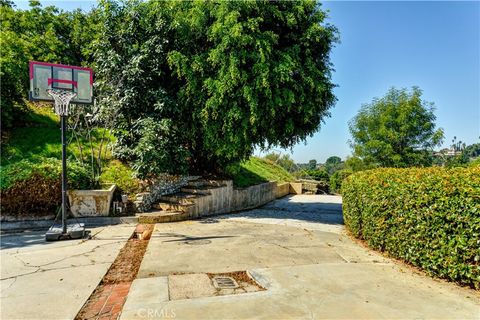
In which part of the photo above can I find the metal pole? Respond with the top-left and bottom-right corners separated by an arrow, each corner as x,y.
61,115 -> 68,234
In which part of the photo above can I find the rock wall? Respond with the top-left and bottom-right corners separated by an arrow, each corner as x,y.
134,175 -> 198,212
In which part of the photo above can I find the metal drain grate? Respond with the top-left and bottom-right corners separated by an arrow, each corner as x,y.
212,276 -> 239,289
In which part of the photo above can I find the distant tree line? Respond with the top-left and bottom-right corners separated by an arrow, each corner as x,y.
264,86 -> 478,192
263,152 -> 348,193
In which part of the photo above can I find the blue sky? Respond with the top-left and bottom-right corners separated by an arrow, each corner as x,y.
266,1 -> 480,163
13,0 -> 96,11
14,1 -> 480,163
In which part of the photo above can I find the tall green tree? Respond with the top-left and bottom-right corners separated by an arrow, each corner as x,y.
464,142 -> 480,158
344,155 -> 374,172
325,156 -> 341,165
308,159 -> 317,170
349,87 -> 444,167
324,155 -> 343,174
96,0 -> 338,175
94,0 -> 190,177
0,1 -> 98,129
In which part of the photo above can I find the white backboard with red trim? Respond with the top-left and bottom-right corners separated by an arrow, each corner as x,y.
29,61 -> 93,104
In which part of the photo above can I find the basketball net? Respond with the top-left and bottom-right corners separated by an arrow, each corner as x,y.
47,89 -> 77,116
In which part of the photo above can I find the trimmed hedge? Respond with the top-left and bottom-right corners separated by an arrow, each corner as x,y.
329,169 -> 352,193
342,167 -> 480,288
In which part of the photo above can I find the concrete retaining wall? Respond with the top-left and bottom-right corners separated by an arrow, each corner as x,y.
186,181 -> 298,219
231,182 -> 277,212
275,182 -> 290,198
189,180 -> 233,218
289,182 -> 302,195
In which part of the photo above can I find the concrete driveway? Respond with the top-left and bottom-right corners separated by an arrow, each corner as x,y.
121,195 -> 480,320
0,224 -> 135,320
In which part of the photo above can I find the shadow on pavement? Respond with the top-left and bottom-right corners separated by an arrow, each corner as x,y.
154,232 -> 236,244
217,195 -> 344,226
1,230 -> 50,249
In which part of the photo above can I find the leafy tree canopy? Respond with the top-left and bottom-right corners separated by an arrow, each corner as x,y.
3,0 -> 337,177
0,1 -> 99,128
464,142 -> 480,158
308,159 -> 317,170
264,152 -> 297,173
325,155 -> 341,165
349,87 -> 444,168
344,155 -> 374,172
324,155 -> 343,174
96,0 -> 338,175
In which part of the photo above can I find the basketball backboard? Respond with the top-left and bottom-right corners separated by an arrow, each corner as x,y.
29,61 -> 93,104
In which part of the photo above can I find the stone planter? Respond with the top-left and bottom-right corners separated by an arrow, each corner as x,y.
68,184 -> 116,217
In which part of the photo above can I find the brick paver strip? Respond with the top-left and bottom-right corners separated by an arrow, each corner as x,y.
75,224 -> 153,320
77,278 -> 134,320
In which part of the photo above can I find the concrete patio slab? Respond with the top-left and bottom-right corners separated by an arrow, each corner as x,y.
168,273 -> 217,300
225,195 -> 345,233
121,262 -> 479,320
122,195 -> 479,320
0,224 -> 135,320
138,220 -> 348,278
123,276 -> 169,310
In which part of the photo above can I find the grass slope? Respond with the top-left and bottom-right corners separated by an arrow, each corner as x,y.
2,105 -> 293,191
227,157 -> 294,187
2,105 -> 112,166
1,104 -> 113,190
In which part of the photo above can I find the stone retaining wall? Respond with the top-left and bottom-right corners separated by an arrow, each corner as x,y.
134,175 -> 199,212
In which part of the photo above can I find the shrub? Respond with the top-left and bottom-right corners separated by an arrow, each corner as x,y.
329,169 -> 352,193
469,158 -> 480,167
99,160 -> 141,197
300,169 -> 329,182
342,167 -> 480,288
0,158 -> 94,217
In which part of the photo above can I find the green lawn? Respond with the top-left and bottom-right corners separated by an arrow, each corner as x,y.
2,105 -> 112,166
1,104 -> 114,190
227,156 -> 295,187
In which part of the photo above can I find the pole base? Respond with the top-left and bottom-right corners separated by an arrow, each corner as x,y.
45,223 -> 86,241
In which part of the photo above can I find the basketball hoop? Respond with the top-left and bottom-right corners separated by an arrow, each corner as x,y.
47,89 -> 77,116
29,61 -> 93,241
